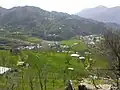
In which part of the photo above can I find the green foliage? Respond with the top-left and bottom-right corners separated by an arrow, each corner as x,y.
92,54 -> 109,68
0,49 -> 109,90
61,39 -> 81,45
61,39 -> 87,51
7,33 -> 40,43
25,37 -> 40,43
71,43 -> 87,51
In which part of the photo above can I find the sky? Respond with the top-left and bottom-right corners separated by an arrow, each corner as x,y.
0,0 -> 120,14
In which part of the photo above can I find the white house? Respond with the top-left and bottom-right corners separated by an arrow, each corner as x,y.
68,68 -> 74,71
71,54 -> 80,57
0,66 -> 11,75
62,50 -> 65,52
24,46 -> 35,50
84,52 -> 89,55
57,50 -> 60,52
17,61 -> 30,68
79,57 -> 85,60
76,52 -> 78,54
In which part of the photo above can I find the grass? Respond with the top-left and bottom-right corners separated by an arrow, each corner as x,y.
71,43 -> 87,51
92,54 -> 109,69
25,37 -> 40,43
6,33 -> 41,44
0,49 -> 109,90
61,39 -> 82,45
61,39 -> 87,51
24,51 -> 87,75
0,50 -> 86,90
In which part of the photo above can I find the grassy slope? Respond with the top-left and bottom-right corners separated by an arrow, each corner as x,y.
0,50 -> 87,90
1,32 -> 41,44
61,39 -> 87,51
61,39 -> 82,45
0,39 -> 109,90
0,49 -> 109,90
25,37 -> 40,43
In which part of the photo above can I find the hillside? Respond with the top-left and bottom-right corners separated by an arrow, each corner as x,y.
0,6 -> 115,41
77,5 -> 120,24
0,43 -> 109,90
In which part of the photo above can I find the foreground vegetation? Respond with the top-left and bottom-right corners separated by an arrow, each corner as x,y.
0,48 -> 109,90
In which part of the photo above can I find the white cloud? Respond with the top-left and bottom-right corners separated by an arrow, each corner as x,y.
0,0 -> 120,14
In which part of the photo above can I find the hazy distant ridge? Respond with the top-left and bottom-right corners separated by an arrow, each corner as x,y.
77,5 -> 120,24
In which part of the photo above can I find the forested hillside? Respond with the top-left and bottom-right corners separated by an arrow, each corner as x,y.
0,6 -> 116,41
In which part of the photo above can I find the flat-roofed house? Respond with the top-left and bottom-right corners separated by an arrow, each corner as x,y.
70,54 -> 80,57
0,66 -> 11,75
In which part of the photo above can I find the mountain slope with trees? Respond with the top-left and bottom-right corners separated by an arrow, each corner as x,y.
0,6 -> 119,40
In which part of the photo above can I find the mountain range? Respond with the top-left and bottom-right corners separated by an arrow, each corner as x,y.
77,5 -> 120,24
0,6 -> 119,41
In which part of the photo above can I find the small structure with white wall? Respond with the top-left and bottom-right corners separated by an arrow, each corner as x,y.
0,66 -> 11,75
71,54 -> 80,57
79,57 -> 85,60
84,52 -> 91,55
17,61 -> 30,68
68,68 -> 74,71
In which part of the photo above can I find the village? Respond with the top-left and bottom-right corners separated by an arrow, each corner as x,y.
0,34 -> 119,90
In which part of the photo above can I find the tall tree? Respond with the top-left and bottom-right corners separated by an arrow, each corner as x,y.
98,31 -> 120,89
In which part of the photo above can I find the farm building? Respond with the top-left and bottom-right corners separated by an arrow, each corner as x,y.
71,54 -> 80,57
84,52 -> 90,55
25,46 -> 35,50
0,66 -> 11,75
17,61 -> 30,68
68,68 -> 74,71
79,57 -> 85,60
17,61 -> 25,66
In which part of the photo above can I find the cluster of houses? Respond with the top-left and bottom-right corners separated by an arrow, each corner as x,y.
70,51 -> 92,61
16,44 -> 42,50
80,35 -> 102,46
41,35 -> 103,54
49,42 -> 80,53
67,51 -> 93,71
14,34 -> 103,51
70,53 -> 86,60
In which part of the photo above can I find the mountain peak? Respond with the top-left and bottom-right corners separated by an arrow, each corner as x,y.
95,5 -> 107,8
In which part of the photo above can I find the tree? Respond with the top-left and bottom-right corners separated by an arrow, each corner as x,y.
84,52 -> 99,89
97,31 -> 120,89
65,80 -> 74,90
35,64 -> 44,90
29,76 -> 34,90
